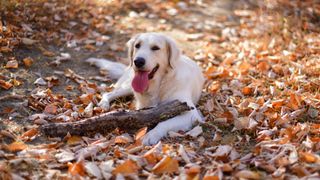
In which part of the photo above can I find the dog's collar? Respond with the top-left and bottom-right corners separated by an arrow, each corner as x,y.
148,64 -> 159,79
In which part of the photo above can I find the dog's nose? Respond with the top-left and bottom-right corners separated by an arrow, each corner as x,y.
134,57 -> 145,68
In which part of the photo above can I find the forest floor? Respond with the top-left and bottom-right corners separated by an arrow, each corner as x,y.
0,0 -> 320,179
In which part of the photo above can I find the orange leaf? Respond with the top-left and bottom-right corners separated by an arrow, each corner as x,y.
257,61 -> 270,72
288,93 -> 302,110
44,104 -> 57,114
204,66 -> 216,78
23,57 -> 33,68
299,152 -> 317,163
6,141 -> 28,152
0,46 -> 12,53
0,80 -> 13,90
135,127 -> 147,141
209,81 -> 221,93
235,170 -> 260,179
272,99 -> 285,110
203,176 -> 219,180
115,136 -> 131,144
242,86 -> 253,95
20,128 -> 38,139
68,161 -> 86,176
67,136 -> 83,145
152,156 -> 179,174
239,61 -> 251,74
186,166 -> 201,178
112,160 -> 139,175
5,60 -> 18,69
43,50 -> 55,57
144,152 -> 160,165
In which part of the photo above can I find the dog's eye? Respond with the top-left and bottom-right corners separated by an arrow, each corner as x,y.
135,43 -> 140,49
151,46 -> 160,51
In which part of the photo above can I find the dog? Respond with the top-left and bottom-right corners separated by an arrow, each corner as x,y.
87,33 -> 205,145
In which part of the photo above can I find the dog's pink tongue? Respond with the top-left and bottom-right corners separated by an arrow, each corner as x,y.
132,71 -> 149,93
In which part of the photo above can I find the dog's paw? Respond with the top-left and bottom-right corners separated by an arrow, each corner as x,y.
98,100 -> 110,110
142,129 -> 165,146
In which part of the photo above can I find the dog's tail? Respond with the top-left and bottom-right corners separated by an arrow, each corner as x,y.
86,58 -> 127,79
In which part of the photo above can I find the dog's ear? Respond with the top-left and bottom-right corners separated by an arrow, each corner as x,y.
127,34 -> 140,66
166,37 -> 181,69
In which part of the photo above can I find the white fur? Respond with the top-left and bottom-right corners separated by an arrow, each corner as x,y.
87,33 -> 205,145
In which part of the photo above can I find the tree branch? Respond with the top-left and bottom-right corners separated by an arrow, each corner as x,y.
40,100 -> 192,137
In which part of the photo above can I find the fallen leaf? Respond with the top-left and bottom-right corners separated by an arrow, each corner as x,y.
85,162 -> 102,179
6,141 -> 28,152
68,160 -> 86,176
152,156 -> 179,174
112,160 -> 139,175
235,170 -> 260,179
5,60 -> 18,69
242,86 -> 253,95
67,136 -> 83,145
55,150 -> 75,163
299,152 -> 317,163
135,127 -> 147,141
23,57 -> 33,67
44,104 -> 57,114
20,128 -> 38,140
0,80 -> 13,90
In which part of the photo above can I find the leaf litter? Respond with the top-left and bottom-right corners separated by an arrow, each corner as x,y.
0,0 -> 320,179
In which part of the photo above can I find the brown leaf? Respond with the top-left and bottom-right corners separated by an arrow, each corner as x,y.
5,60 -> 18,69
135,127 -> 147,141
20,128 -> 38,140
42,50 -> 55,57
299,152 -> 318,163
68,161 -> 86,176
0,80 -> 13,90
235,170 -> 260,180
257,61 -> 270,72
67,136 -> 83,145
44,104 -> 57,114
6,141 -> 28,152
242,86 -> 253,95
203,175 -> 219,180
23,57 -> 33,68
0,46 -> 12,53
152,156 -> 179,174
112,160 -> 139,175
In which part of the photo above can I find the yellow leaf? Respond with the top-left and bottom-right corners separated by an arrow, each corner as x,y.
152,156 -> 179,174
112,160 -> 139,175
6,141 -> 27,152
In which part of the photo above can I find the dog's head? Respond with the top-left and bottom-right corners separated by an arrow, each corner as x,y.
127,33 -> 180,93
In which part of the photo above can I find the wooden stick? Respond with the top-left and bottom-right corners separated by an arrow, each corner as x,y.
40,100 -> 192,137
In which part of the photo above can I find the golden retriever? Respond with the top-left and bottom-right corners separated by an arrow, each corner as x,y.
87,33 -> 204,145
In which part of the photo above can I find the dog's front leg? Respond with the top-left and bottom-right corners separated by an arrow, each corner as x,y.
142,107 -> 203,145
99,87 -> 132,109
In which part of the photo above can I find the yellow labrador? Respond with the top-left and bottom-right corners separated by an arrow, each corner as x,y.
87,33 -> 204,145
